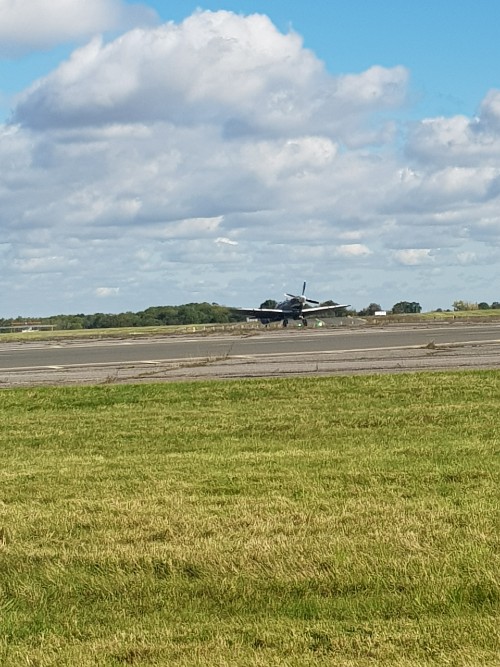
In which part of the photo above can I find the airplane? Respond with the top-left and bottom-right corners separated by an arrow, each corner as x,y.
234,282 -> 350,327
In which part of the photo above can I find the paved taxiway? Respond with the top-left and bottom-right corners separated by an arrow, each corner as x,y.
2,322 -> 500,387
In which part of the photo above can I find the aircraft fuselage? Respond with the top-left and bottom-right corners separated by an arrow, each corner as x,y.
260,299 -> 306,325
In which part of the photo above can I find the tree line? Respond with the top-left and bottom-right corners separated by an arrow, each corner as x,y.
2,298 -> 499,331
355,300 -> 500,315
451,300 -> 500,311
0,303 -> 241,330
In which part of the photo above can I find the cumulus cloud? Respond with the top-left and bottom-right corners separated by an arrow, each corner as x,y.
337,244 -> 372,258
95,287 -> 120,297
13,10 -> 408,141
406,92 -> 500,167
477,90 -> 500,133
0,0 -> 157,57
456,251 -> 477,265
393,249 -> 434,266
215,237 -> 238,246
2,10 -> 500,315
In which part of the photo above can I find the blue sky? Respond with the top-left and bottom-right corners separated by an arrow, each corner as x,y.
1,1 -> 500,316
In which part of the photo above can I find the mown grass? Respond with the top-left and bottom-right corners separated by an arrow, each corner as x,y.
0,322 -> 260,343
424,308 -> 500,319
1,373 -> 499,666
362,310 -> 500,325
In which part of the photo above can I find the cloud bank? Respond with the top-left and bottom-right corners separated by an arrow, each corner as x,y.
1,9 -> 500,315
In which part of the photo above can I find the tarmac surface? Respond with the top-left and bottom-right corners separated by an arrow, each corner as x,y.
2,322 -> 500,388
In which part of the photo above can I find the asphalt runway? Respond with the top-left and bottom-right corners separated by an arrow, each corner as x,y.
2,322 -> 500,388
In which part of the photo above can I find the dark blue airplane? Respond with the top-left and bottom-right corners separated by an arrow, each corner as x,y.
235,282 -> 349,327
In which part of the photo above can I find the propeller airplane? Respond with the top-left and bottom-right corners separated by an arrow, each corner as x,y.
234,282 -> 349,327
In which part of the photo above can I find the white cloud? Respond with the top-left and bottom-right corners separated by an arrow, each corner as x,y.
0,0 -> 157,57
215,237 -> 238,246
477,90 -> 500,133
392,249 -> 434,266
336,65 -> 407,109
456,251 -> 477,265
13,254 -> 77,272
144,217 -> 224,241
13,10 -> 408,141
337,244 -> 372,258
95,287 -> 119,297
2,10 -> 500,316
406,95 -> 500,167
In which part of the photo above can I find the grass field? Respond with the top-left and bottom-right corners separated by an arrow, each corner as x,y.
1,372 -> 499,666
0,322 -> 258,343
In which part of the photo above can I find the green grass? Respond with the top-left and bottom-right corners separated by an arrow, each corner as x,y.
425,308 -> 500,319
1,373 -> 499,666
363,309 -> 500,325
0,322 -> 258,343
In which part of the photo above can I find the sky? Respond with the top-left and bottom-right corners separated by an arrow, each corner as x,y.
1,1 -> 500,317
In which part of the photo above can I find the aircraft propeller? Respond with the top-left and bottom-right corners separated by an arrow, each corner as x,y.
285,281 -> 320,305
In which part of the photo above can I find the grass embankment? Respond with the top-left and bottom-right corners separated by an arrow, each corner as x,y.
1,373 -> 499,666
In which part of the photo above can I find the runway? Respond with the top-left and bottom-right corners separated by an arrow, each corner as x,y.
2,322 -> 500,388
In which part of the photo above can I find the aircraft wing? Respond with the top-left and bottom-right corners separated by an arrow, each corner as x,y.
302,304 -> 350,318
232,307 -> 284,318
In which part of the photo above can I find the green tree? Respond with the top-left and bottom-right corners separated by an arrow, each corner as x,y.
176,304 -> 203,325
392,301 -> 422,314
320,300 -> 348,317
452,300 -> 479,311
142,306 -> 179,325
260,299 -> 278,309
358,303 -> 382,316
478,302 -> 490,310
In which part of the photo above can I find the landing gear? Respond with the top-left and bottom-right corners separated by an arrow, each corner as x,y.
282,318 -> 288,327
303,319 -> 308,327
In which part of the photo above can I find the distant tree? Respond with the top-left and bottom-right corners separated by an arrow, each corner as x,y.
113,311 -> 141,327
211,304 -> 232,323
320,300 -> 348,317
142,306 -> 179,325
452,300 -> 479,311
358,303 -> 382,316
85,313 -> 116,329
1,301 -> 269,331
478,302 -> 490,310
491,302 -> 500,310
176,304 -> 208,324
392,301 -> 422,314
260,299 -> 277,309
47,315 -> 83,330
